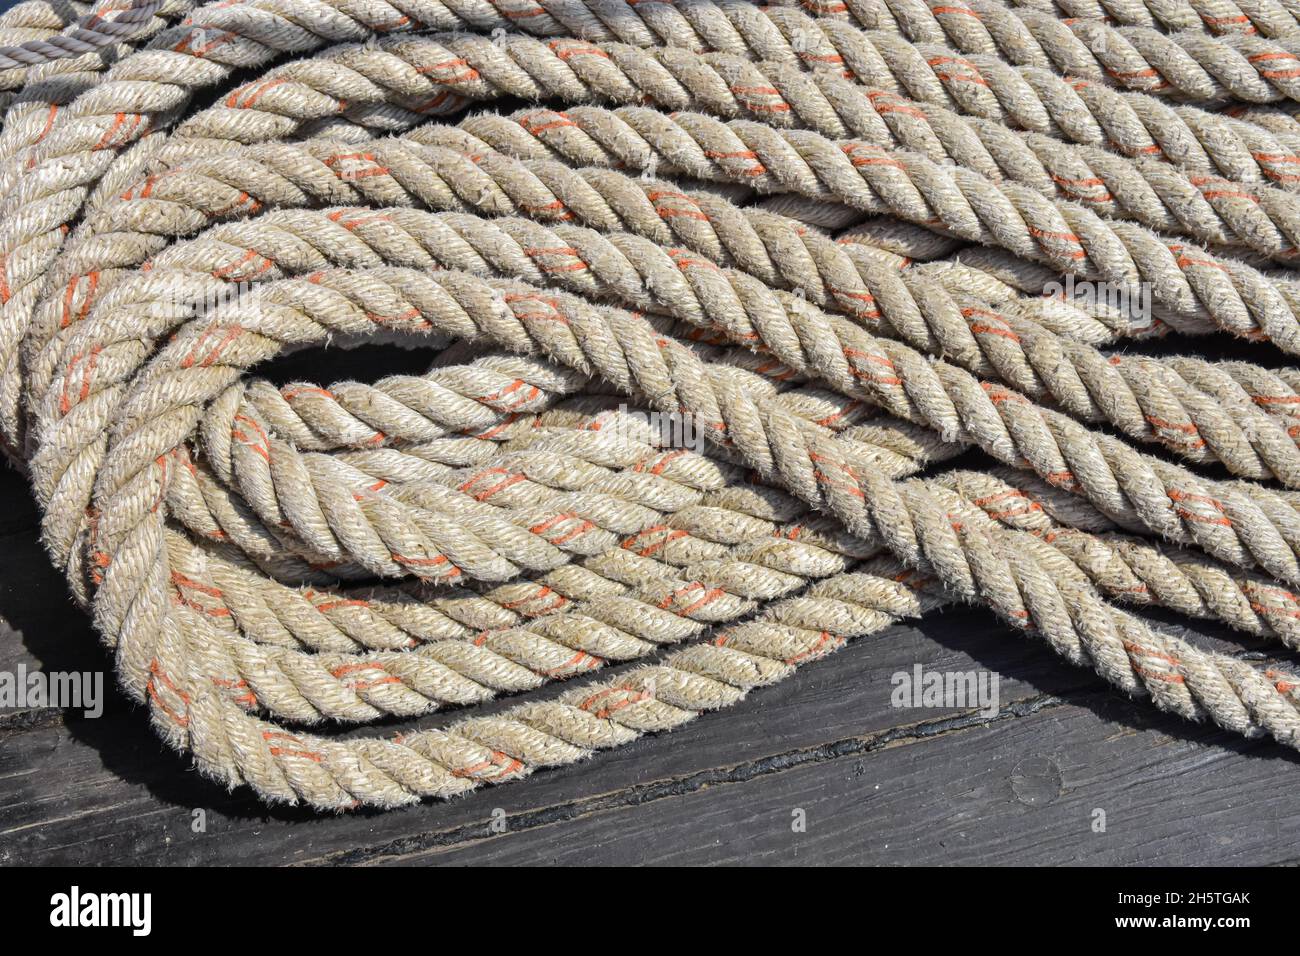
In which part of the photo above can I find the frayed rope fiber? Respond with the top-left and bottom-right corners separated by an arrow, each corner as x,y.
3,0 -> 1300,810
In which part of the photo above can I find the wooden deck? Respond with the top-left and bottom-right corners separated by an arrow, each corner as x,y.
2,461 -> 1298,866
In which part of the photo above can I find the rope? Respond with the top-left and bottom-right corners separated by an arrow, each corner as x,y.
105,34 -> 1300,260
450,105 -> 1300,353
816,0 -> 1300,103
42,205 -> 1300,582
5,0 -> 1300,810
0,0 -> 164,70
9,2 -> 1300,458
31,264 -> 1300,798
1016,0 -> 1300,36
87,133 -> 1300,482
935,467 -> 1300,647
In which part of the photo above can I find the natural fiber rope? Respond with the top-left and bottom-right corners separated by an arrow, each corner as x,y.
43,204 -> 1300,585
448,106 -> 1300,349
219,352 -> 1300,649
32,263 -> 1300,802
10,0 -> 1300,460
0,0 -> 164,70
1015,0 -> 1300,36
87,33 -> 1300,261
129,321 -> 1300,658
145,400 -> 1300,723
5,0 -> 1300,810
814,0 -> 1300,103
92,132 -> 1300,482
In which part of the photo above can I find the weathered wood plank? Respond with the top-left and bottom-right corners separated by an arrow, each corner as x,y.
376,693 -> 1300,867
1,603 -> 1098,865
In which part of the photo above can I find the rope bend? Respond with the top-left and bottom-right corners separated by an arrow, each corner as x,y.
4,0 -> 1300,809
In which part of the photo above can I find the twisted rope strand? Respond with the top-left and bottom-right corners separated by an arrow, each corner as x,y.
213,369 -> 1300,652
143,410 -> 906,723
124,33 -> 1300,261
45,257 -> 1300,806
812,0 -> 1300,102
149,479 -> 815,721
1015,0 -> 1300,36
92,130 -> 1297,481
0,0 -> 163,70
450,105 -> 1300,355
228,383 -> 1300,650
937,467 -> 1300,645
34,262 -> 1300,708
143,332 -> 910,576
7,0 -> 1300,812
8,0 -> 1300,457
43,208 -> 1300,585
0,1 -> 91,101
147,433 -> 1300,730
133,505 -> 1300,806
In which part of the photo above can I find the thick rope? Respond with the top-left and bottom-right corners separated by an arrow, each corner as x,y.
1016,0 -> 1300,36
93,33 -> 1300,261
9,1 -> 1300,461
84,132 -> 1300,482
38,208 -> 1300,587
219,360 -> 1300,651
6,0 -> 1300,810
449,105 -> 1300,355
31,262 -> 1300,757
936,466 -> 1300,647
0,0 -> 163,70
813,0 -> 1300,103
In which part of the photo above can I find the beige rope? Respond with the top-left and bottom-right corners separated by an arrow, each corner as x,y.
8,0 -> 1300,461
221,357 -> 1300,650
447,105 -> 1300,354
88,132 -> 1300,482
935,467 -> 1300,647
41,209 -> 1300,584
6,0 -> 1300,810
0,0 -> 164,70
27,263 -> 1300,802
96,33 -> 1300,261
1017,0 -> 1300,36
814,0 -> 1300,102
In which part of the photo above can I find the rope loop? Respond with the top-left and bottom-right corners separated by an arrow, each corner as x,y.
2,0 -> 1300,809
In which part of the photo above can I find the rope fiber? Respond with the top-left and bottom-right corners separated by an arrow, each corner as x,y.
4,0 -> 1300,810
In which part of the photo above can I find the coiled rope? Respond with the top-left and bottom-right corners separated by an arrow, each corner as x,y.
4,0 -> 1300,809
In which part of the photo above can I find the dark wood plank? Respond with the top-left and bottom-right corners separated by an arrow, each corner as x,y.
0,602 -> 1096,864
376,692 -> 1300,866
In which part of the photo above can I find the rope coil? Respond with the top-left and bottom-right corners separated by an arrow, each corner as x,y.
4,0 -> 1300,810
